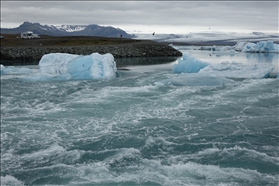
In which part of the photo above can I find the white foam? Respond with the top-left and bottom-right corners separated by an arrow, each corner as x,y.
200,61 -> 274,79
106,148 -> 142,165
1,175 -> 24,186
71,158 -> 274,186
155,73 -> 235,87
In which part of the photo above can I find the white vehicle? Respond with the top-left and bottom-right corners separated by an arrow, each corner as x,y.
21,31 -> 40,39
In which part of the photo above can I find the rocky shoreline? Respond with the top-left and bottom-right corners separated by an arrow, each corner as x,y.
0,44 -> 182,66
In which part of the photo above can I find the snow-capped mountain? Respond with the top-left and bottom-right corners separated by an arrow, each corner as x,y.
0,22 -> 135,38
54,25 -> 87,32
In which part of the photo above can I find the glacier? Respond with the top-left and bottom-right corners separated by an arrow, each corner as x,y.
20,53 -> 117,81
171,41 -> 279,54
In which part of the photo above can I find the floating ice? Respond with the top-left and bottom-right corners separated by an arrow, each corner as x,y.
0,64 -> 4,74
212,45 -> 237,55
0,65 -> 32,75
155,73 -> 235,87
39,53 -> 79,75
171,52 -> 274,79
23,52 -> 117,81
172,40 -> 279,53
242,41 -> 279,53
234,41 -> 248,51
200,62 -> 274,79
172,52 -> 209,73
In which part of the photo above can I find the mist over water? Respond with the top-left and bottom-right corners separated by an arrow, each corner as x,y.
1,50 -> 278,186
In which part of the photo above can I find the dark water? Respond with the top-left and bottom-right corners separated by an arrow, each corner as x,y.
1,51 -> 279,186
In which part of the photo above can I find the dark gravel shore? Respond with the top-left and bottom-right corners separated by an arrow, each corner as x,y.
1,44 -> 181,64
0,35 -> 182,66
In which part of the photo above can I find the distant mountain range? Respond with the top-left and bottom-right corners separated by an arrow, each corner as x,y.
0,21 -> 135,38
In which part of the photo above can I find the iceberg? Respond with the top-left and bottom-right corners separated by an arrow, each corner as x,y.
172,52 -> 209,73
39,53 -> 79,75
170,51 -> 275,79
23,52 -> 117,81
0,64 -> 4,74
0,65 -> 32,75
199,62 -> 274,79
242,41 -> 279,53
212,46 -> 237,55
155,73 -> 235,87
234,41 -> 248,51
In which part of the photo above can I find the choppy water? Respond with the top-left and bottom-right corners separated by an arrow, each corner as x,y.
1,50 -> 279,186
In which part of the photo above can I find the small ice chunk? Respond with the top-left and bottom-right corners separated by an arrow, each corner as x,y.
0,66 -> 32,75
0,64 -> 5,74
172,52 -> 209,73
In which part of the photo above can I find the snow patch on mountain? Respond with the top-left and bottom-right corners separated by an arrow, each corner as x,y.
54,25 -> 87,32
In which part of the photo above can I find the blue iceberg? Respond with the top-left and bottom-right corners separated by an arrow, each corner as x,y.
0,65 -> 32,75
242,41 -> 279,53
172,52 -> 209,73
22,52 -> 117,81
171,52 -> 274,79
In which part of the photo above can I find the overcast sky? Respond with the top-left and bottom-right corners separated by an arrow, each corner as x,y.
1,1 -> 278,34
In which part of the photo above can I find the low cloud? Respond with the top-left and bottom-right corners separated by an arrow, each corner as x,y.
1,1 -> 278,33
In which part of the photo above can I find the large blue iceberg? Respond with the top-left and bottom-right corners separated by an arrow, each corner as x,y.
242,41 -> 279,53
172,52 -> 209,73
23,53 -> 117,81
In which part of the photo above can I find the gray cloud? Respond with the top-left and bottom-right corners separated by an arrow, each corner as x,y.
1,1 -> 278,33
